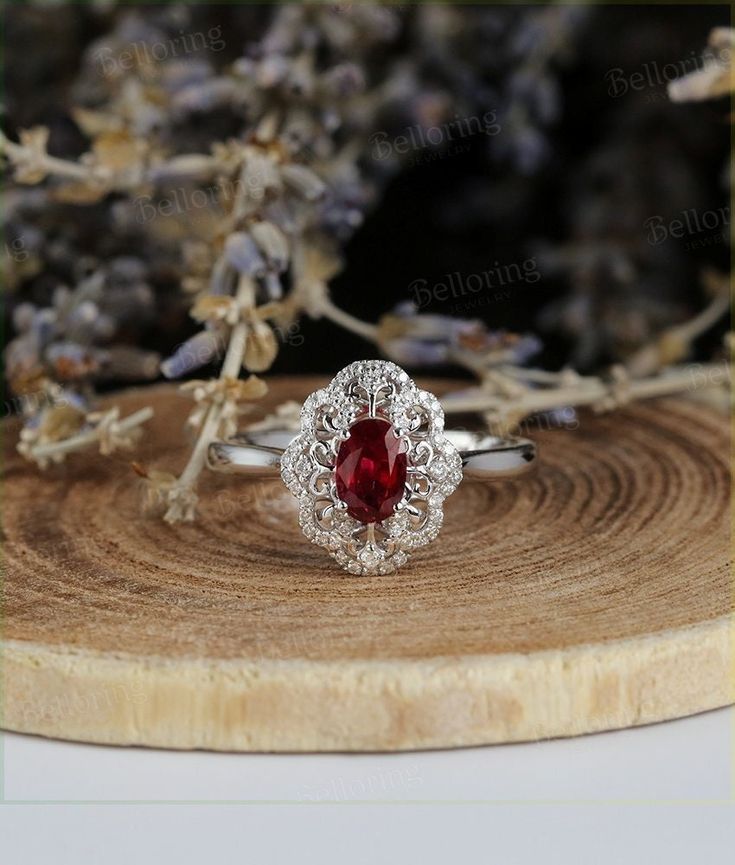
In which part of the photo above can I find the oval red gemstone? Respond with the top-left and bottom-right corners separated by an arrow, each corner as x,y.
335,418 -> 407,524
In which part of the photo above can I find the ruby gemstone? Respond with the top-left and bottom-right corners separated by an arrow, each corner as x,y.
334,418 -> 408,524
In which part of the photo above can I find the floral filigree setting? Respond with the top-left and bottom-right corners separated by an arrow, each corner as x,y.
280,361 -> 462,575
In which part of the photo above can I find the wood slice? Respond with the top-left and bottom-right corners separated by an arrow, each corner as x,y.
2,380 -> 731,752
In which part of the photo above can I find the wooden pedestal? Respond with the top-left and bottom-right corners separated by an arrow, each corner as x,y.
2,380 -> 731,751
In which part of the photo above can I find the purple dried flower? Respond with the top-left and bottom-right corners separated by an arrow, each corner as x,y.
45,341 -> 99,380
161,330 -> 223,379
322,63 -> 366,98
255,54 -> 291,89
172,78 -> 239,114
280,163 -> 327,201
378,303 -> 543,369
251,221 -> 289,273
12,302 -> 36,333
508,333 -> 543,365
224,232 -> 267,278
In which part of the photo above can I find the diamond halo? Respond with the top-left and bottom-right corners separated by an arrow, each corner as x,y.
280,360 -> 463,575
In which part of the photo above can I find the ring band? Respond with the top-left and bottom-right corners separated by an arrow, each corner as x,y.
208,360 -> 538,575
209,429 -> 536,480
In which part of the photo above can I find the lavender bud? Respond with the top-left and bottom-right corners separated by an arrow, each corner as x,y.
70,300 -> 100,327
52,286 -> 72,311
256,54 -> 290,89
33,309 -> 58,348
161,59 -> 214,93
224,232 -> 267,277
281,164 -> 327,201
384,338 -> 449,368
91,313 -> 116,341
161,330 -> 223,379
232,57 -> 256,78
241,151 -> 282,202
172,78 -> 237,114
109,256 -> 148,283
46,342 -> 97,377
264,198 -> 298,234
509,334 -> 543,365
251,221 -> 289,272
209,256 -> 235,297
147,155 -> 216,184
263,271 -> 283,301
101,347 -> 161,381
12,303 -> 36,333
322,63 -> 365,98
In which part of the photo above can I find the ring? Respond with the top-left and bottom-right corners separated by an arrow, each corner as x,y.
208,360 -> 537,575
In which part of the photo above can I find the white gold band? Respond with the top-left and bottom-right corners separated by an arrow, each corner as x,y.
208,429 -> 536,480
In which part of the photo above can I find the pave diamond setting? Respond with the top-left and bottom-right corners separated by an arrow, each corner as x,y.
280,360 -> 463,575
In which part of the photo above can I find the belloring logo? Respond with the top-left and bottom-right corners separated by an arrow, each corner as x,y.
95,26 -> 226,77
370,111 -> 501,161
645,206 -> 730,247
410,257 -> 540,309
605,42 -> 731,97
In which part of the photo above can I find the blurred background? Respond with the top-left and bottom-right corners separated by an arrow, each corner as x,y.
2,2 -> 730,394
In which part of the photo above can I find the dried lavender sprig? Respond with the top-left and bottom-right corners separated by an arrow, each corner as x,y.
0,129 -> 221,190
163,273 -> 257,523
3,3 -> 404,498
3,6 -> 730,523
305,278 -> 730,434
146,4 -> 408,518
439,363 -> 730,428
18,406 -> 154,468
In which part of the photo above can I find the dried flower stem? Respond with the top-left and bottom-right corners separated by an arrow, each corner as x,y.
22,407 -> 153,462
306,294 -> 730,432
0,131 -> 101,183
669,291 -> 730,344
440,362 -> 730,417
317,297 -> 380,342
164,274 -> 256,522
4,7 -> 730,526
1,127 -> 223,180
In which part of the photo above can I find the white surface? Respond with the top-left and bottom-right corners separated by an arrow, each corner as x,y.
2,707 -> 733,863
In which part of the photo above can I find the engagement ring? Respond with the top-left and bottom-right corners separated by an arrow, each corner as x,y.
209,360 -> 536,575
